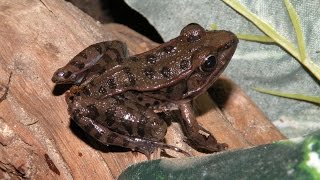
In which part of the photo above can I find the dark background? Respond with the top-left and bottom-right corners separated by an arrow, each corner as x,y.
66,0 -> 163,43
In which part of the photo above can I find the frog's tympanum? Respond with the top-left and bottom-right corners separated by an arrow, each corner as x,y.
52,23 -> 238,158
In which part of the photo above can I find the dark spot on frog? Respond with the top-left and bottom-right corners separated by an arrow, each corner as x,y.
102,54 -> 112,62
111,48 -> 124,64
44,154 -> 60,176
151,90 -> 161,94
144,67 -> 155,79
137,123 -> 146,137
93,131 -> 102,139
182,84 -> 189,95
86,104 -> 100,120
130,57 -> 139,62
107,78 -> 117,89
107,132 -> 118,143
153,101 -> 160,106
166,86 -> 174,94
223,41 -> 233,50
70,60 -> 85,69
162,45 -> 175,53
72,109 -> 80,116
123,67 -> 136,86
122,121 -> 133,135
80,52 -> 88,59
146,54 -> 157,64
75,92 -> 80,97
98,86 -> 107,94
82,87 -> 91,96
122,138 -> 130,147
130,91 -> 139,95
161,67 -> 172,78
113,95 -> 125,104
138,96 -> 143,101
180,59 -> 191,70
96,45 -> 103,54
68,95 -> 74,102
105,110 -> 116,127
145,103 -> 151,108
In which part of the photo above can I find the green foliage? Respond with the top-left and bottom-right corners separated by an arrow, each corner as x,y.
223,0 -> 320,103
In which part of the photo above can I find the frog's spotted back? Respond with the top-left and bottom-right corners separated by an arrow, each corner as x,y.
68,23 -> 238,99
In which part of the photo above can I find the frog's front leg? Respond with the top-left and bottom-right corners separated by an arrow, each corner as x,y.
178,102 -> 227,152
69,96 -> 190,159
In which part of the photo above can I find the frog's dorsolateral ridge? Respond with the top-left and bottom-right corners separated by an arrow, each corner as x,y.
52,23 -> 238,159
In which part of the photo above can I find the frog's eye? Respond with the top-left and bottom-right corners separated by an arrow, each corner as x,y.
200,55 -> 217,72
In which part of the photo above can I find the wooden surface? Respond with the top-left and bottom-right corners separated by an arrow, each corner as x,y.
0,0 -> 285,179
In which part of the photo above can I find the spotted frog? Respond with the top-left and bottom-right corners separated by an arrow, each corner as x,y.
52,23 -> 238,158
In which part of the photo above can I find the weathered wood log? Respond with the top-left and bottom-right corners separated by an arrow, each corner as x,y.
0,0 -> 285,179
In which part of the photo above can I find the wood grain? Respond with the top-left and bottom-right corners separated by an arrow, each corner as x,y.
0,0 -> 285,179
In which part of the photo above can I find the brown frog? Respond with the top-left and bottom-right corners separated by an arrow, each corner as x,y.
52,23 -> 238,158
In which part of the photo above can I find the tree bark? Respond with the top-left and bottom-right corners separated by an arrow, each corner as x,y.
0,0 -> 285,179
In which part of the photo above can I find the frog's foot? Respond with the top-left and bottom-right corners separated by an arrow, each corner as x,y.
186,126 -> 228,152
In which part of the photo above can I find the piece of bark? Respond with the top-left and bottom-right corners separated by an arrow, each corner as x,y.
0,0 -> 285,179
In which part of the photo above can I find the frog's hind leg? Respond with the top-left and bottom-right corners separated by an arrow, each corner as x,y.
69,95 -> 190,158
72,115 -> 189,159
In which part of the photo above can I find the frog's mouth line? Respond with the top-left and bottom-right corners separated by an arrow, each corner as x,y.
219,38 -> 238,66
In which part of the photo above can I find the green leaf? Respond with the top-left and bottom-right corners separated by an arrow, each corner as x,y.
119,130 -> 320,179
284,0 -> 307,61
222,0 -> 320,80
237,34 -> 275,43
253,87 -> 320,105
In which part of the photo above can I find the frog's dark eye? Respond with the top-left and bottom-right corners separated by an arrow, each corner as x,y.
200,55 -> 217,72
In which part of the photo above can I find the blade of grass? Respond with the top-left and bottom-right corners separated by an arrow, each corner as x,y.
237,34 -> 275,43
253,87 -> 320,104
284,0 -> 307,61
222,0 -> 320,80
222,0 -> 300,59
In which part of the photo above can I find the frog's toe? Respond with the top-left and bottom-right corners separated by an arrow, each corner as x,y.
131,141 -> 157,159
186,133 -> 227,153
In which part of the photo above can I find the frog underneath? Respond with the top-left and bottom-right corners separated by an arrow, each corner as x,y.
52,23 -> 238,158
